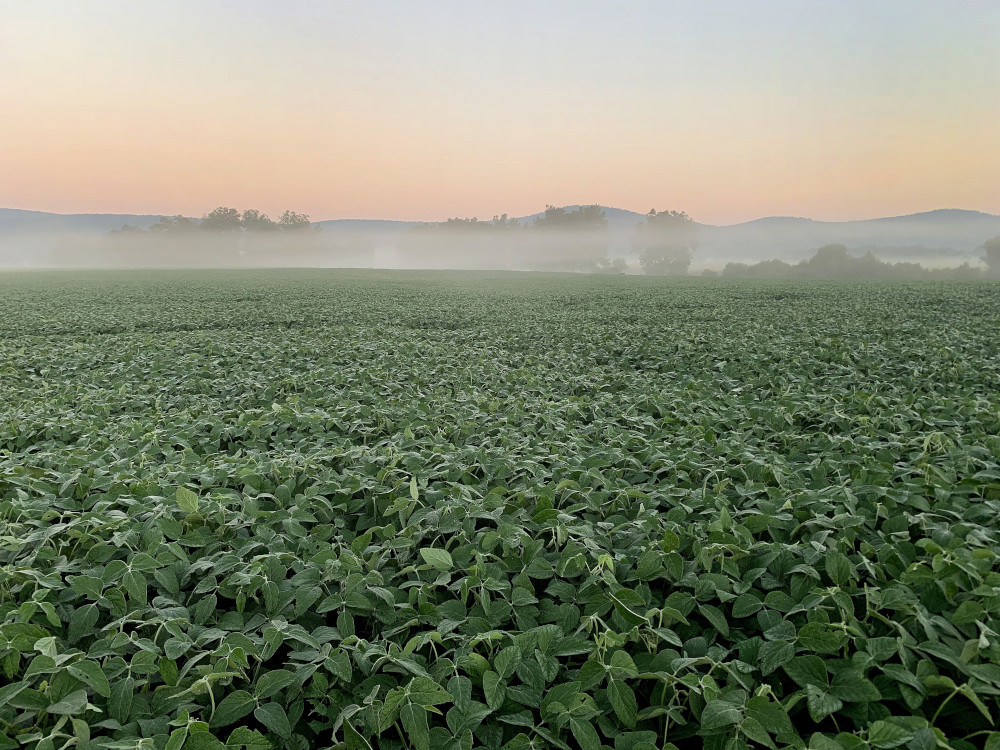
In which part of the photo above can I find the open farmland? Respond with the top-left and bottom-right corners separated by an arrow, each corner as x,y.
2,270 -> 1000,750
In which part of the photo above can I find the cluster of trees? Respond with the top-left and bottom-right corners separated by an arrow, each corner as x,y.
105,207 -> 329,267
526,205 -> 617,273
400,205 -> 697,274
399,213 -> 525,271
721,243 -> 987,280
634,210 -> 697,275
104,205 -> 1000,278
400,206 -> 618,272
112,207 -> 316,235
404,214 -> 519,241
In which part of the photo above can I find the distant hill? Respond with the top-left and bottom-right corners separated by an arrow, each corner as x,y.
0,208 -> 164,234
0,209 -> 421,237
313,218 -> 420,233
694,209 -> 1000,264
510,207 -> 1000,264
2,206 -> 998,268
514,205 -> 644,230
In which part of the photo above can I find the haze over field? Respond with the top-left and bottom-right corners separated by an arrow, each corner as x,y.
2,206 -> 1000,273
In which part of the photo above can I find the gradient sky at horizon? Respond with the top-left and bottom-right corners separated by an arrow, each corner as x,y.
2,1 -> 999,225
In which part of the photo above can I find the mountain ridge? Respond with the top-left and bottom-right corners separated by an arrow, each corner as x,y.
3,205 -> 997,231
2,206 -> 998,267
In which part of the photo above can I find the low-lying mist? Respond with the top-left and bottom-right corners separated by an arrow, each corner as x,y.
0,228 -> 630,272
1,205 -> 997,279
0,230 -> 382,271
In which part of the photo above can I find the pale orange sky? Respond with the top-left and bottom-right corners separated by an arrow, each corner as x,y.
2,1 -> 998,224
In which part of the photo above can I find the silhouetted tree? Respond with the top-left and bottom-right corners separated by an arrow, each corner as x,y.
201,207 -> 242,231
490,213 -> 520,231
104,206 -> 326,267
150,215 -> 198,233
530,205 -> 568,229
806,243 -> 852,278
530,205 -> 609,272
635,209 -> 697,275
241,209 -> 277,232
532,205 -> 608,232
984,236 -> 1000,278
277,210 -> 313,231
400,212 -> 523,268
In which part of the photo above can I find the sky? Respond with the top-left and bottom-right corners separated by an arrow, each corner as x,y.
2,1 -> 999,225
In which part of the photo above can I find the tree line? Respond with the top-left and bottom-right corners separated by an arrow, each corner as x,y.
108,205 -> 1000,278
112,207 -> 316,234
400,205 -> 697,274
105,207 -> 327,267
721,241 -> 998,280
109,204 -> 699,274
404,211 -> 1000,277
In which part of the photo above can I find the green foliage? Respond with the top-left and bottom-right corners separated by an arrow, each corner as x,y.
1,270 -> 1000,750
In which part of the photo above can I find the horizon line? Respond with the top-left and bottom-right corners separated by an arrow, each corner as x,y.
1,204 -> 998,228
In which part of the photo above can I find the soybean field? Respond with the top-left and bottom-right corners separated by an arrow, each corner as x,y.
2,270 -> 1000,750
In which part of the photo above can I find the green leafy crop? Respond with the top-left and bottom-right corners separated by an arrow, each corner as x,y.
1,270 -> 999,750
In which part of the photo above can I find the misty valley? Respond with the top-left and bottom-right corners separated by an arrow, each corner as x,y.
2,205 -> 998,280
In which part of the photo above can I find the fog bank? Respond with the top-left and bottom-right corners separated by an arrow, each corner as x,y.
1,205 -> 998,275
